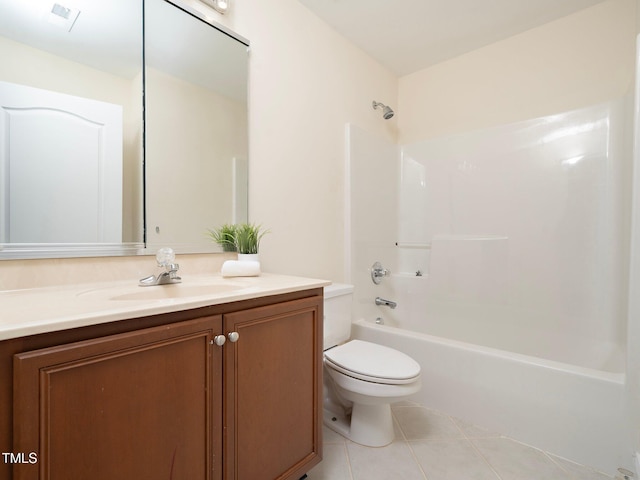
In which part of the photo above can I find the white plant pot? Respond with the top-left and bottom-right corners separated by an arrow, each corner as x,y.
238,253 -> 259,262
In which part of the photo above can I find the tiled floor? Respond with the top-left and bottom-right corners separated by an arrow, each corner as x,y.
307,402 -> 615,480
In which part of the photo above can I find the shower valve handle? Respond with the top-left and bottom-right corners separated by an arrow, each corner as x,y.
371,261 -> 391,284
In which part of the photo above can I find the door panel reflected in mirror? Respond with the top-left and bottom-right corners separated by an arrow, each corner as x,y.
0,0 -> 249,259
0,82 -> 124,244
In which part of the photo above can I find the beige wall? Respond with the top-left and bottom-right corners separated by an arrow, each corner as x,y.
145,67 -> 247,251
398,0 -> 636,144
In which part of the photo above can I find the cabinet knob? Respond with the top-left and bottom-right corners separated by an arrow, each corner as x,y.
228,331 -> 240,343
213,335 -> 226,346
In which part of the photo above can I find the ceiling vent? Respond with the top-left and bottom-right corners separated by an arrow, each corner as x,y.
48,3 -> 81,32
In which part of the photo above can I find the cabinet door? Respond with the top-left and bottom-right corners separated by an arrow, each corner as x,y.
223,296 -> 323,480
13,315 -> 223,480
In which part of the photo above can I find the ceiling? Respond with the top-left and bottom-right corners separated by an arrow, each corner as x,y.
0,0 -> 142,78
298,0 -> 609,76
0,0 -> 246,100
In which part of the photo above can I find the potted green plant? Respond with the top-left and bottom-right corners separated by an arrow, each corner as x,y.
207,224 -> 238,252
234,223 -> 269,261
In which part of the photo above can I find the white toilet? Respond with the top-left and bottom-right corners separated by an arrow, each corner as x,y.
323,284 -> 421,447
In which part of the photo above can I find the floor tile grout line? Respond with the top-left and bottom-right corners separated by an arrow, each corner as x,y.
466,436 -> 506,480
392,408 -> 430,479
542,450 -> 577,479
394,405 -> 491,480
403,439 -> 431,480
504,435 -> 604,478
446,413 -> 468,438
542,449 -> 614,479
440,412 -> 503,480
342,441 -> 355,480
391,407 -> 409,441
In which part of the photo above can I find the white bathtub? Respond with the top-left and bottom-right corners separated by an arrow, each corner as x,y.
351,317 -> 631,474
346,99 -> 634,473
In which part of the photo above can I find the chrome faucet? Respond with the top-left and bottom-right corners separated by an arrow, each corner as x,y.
375,297 -> 397,309
139,247 -> 182,286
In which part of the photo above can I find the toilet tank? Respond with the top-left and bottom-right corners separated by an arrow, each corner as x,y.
323,283 -> 354,350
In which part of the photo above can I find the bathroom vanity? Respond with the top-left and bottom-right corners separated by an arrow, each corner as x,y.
0,274 -> 327,480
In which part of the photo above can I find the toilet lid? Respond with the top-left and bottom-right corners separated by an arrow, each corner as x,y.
324,340 -> 421,385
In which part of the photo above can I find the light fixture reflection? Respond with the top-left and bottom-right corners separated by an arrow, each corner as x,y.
560,155 -> 585,167
541,119 -> 608,144
211,0 -> 230,14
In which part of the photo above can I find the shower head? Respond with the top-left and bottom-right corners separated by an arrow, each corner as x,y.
372,100 -> 394,120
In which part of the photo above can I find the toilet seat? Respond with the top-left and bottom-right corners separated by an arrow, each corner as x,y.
324,340 -> 420,385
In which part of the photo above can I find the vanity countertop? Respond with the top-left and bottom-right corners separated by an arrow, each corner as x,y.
0,273 -> 330,341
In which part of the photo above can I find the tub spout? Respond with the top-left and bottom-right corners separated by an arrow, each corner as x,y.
375,297 -> 397,309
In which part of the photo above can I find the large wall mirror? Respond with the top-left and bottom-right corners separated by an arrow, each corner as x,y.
0,0 -> 249,259
145,0 -> 249,253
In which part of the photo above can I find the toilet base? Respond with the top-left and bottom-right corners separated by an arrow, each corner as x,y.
323,402 -> 394,447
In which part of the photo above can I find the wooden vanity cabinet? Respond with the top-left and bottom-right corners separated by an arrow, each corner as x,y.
223,297 -> 322,480
3,289 -> 323,480
13,316 -> 222,480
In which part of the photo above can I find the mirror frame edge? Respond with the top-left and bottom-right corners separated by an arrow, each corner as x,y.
164,0 -> 250,47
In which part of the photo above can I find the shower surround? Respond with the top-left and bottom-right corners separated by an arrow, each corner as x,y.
346,97 -> 633,473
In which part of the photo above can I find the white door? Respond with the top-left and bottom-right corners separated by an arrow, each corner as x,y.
0,81 -> 123,243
